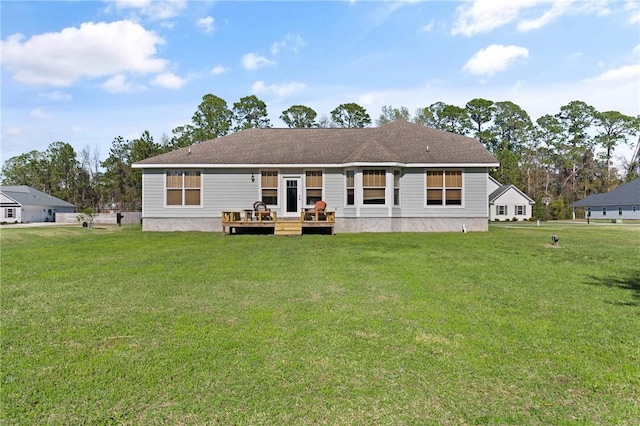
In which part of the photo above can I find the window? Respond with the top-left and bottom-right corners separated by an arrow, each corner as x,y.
393,170 -> 400,206
496,205 -> 506,215
166,171 -> 201,206
633,206 -> 637,213
346,170 -> 355,206
363,170 -> 386,204
602,207 -> 607,216
426,170 -> 462,206
261,171 -> 278,205
516,205 -> 526,215
6,208 -> 14,218
619,207 -> 623,216
305,171 -> 323,205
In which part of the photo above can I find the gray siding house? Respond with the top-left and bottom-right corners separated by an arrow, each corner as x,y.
0,185 -> 75,223
133,120 -> 499,233
488,176 -> 535,221
572,178 -> 640,220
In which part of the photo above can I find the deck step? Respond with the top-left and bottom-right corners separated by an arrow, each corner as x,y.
275,221 -> 302,236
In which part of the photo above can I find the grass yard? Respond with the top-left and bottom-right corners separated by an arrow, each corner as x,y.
1,223 -> 639,425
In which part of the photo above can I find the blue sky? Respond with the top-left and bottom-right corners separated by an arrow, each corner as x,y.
1,0 -> 639,166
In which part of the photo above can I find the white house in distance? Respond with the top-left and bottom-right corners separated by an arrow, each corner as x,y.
488,176 -> 535,221
0,185 -> 75,223
133,120 -> 500,233
572,178 -> 640,220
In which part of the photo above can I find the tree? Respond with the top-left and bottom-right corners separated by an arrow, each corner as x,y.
421,101 -> 471,135
465,98 -> 495,143
376,105 -> 410,126
191,94 -> 232,141
555,100 -> 597,199
46,141 -> 80,204
330,103 -> 371,128
592,111 -> 639,184
280,105 -> 318,128
1,150 -> 48,190
232,95 -> 271,131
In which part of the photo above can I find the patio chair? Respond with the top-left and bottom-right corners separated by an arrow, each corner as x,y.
253,201 -> 272,221
304,200 -> 327,221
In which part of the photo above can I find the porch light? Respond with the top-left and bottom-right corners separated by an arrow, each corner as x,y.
251,172 -> 255,183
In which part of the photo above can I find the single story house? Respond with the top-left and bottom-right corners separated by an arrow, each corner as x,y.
488,176 -> 535,221
0,185 -> 75,223
132,120 -> 499,233
572,178 -> 640,220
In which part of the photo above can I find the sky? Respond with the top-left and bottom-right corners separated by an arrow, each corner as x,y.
1,0 -> 639,167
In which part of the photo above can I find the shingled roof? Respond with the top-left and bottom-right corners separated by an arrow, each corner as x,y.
572,179 -> 640,207
0,185 -> 75,207
133,120 -> 498,168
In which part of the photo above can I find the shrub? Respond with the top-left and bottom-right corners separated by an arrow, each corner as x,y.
76,208 -> 97,228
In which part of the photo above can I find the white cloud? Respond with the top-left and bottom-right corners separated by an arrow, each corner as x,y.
270,34 -> 307,55
197,16 -> 215,34
252,81 -> 306,98
106,0 -> 187,20
451,0 -> 608,36
463,44 -> 529,77
29,108 -> 51,119
626,0 -> 640,24
517,1 -> 570,31
151,72 -> 186,89
242,53 -> 275,70
38,91 -> 72,102
584,64 -> 640,84
0,20 -> 167,87
271,40 -> 286,54
102,74 -> 134,93
211,65 -> 227,75
421,20 -> 435,32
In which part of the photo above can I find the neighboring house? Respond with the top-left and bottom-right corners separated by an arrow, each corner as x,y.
132,120 -> 499,233
487,176 -> 535,221
0,185 -> 75,223
572,178 -> 640,220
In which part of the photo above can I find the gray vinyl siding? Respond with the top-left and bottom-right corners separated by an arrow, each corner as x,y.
142,169 -> 260,218
323,168 -> 344,214
142,167 -> 490,220
398,168 -> 488,218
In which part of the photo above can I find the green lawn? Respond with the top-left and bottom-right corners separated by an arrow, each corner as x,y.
1,223 -> 639,425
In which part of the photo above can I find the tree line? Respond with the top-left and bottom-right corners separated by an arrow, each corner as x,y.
2,94 -> 638,219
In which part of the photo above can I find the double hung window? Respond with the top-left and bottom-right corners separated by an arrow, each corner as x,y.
166,171 -> 201,206
305,171 -> 323,205
363,170 -> 386,205
426,170 -> 462,206
261,171 -> 278,205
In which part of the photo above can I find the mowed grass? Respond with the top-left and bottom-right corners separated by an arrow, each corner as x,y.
1,223 -> 639,425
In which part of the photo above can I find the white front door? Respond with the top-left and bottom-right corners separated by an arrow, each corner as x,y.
283,176 -> 302,218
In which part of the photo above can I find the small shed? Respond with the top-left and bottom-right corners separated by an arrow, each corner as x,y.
0,185 -> 75,223
572,179 -> 640,220
488,176 -> 535,221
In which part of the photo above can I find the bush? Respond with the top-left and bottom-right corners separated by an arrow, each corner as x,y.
76,208 -> 97,228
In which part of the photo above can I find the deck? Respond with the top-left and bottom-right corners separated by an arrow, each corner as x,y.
221,210 -> 335,236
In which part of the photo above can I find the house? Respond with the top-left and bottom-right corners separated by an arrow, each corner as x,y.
487,176 -> 535,221
132,120 -> 499,233
572,178 -> 640,220
0,185 -> 75,223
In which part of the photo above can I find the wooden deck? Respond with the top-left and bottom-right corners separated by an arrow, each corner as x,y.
221,210 -> 335,236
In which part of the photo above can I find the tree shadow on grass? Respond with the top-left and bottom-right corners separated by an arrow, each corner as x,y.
587,270 -> 640,307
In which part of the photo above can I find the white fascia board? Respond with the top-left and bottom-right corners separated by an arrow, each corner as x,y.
133,162 -> 500,169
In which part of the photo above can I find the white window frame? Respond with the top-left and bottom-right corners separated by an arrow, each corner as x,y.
6,208 -> 14,218
496,205 -> 507,215
165,170 -> 202,208
304,169 -> 324,207
516,205 -> 525,215
425,170 -> 464,207
260,170 -> 279,207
